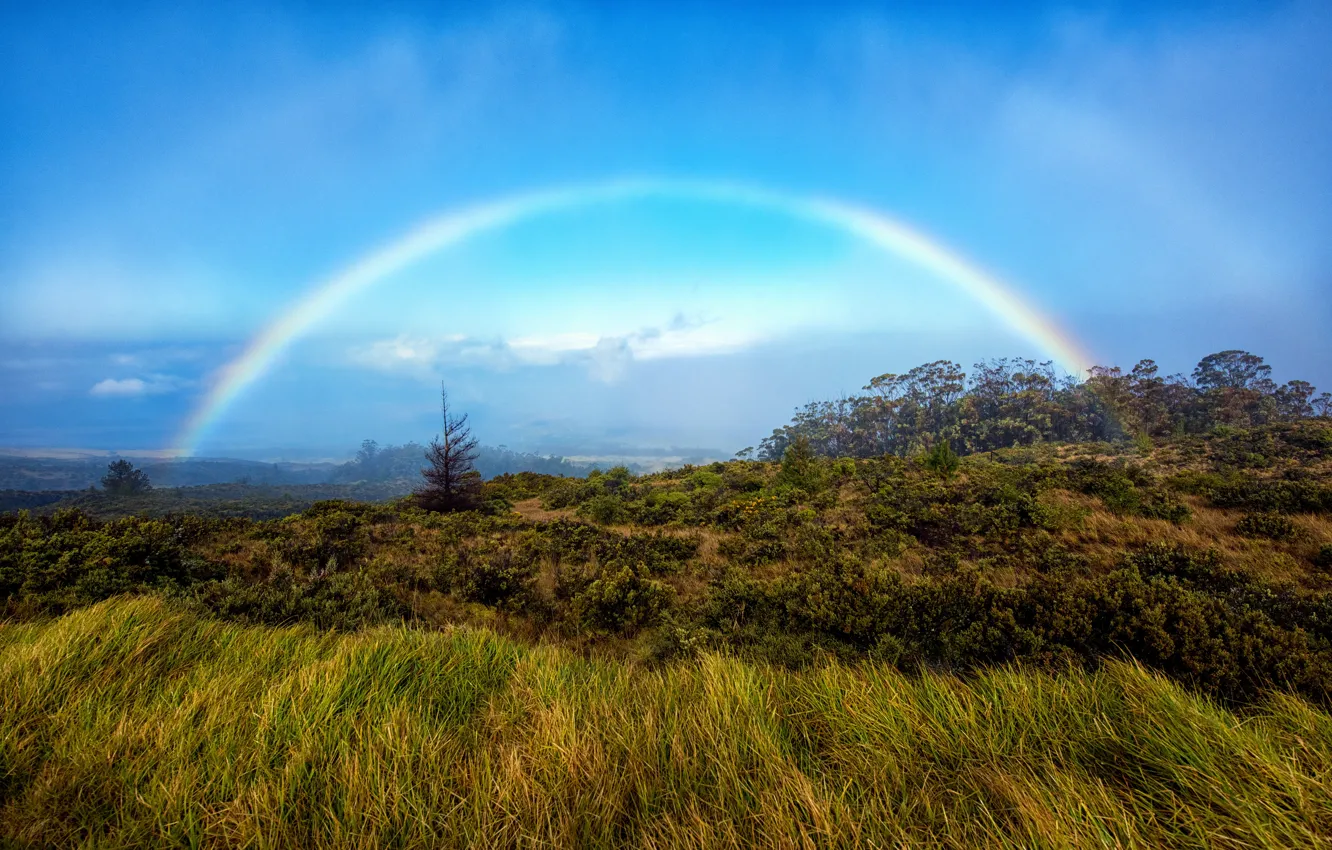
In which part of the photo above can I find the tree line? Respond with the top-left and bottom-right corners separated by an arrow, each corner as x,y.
754,350 -> 1330,461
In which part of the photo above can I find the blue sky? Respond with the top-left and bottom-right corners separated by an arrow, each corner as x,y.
2,1 -> 1329,459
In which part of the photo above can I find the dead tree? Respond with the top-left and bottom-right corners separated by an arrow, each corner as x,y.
415,384 -> 481,512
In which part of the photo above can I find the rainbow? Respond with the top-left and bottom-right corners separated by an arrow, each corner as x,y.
172,178 -> 1096,456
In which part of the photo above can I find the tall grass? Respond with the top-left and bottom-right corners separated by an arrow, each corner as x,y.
4,597 -> 1332,848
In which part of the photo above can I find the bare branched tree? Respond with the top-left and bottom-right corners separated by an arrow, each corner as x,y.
415,384 -> 481,512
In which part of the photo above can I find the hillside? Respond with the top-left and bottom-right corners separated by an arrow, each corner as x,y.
3,421 -> 1332,846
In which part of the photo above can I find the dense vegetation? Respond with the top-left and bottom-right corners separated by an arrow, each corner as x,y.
5,420 -> 1331,708
4,350 -> 1332,846
757,349 -> 1328,460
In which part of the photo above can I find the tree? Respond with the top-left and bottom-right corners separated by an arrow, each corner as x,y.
1193,350 -> 1276,427
414,385 -> 481,512
923,439 -> 959,480
777,435 -> 824,492
101,459 -> 151,494
1274,381 -> 1316,420
1315,393 -> 1332,419
1192,350 -> 1273,392
356,439 -> 380,466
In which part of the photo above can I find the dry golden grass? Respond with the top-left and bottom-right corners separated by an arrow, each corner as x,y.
511,497 -> 574,522
1055,496 -> 1324,584
6,596 -> 1332,848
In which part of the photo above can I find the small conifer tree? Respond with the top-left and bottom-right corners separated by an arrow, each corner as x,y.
923,439 -> 960,480
415,385 -> 481,512
778,435 -> 824,491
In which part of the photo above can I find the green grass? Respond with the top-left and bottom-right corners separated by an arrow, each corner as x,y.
4,597 -> 1332,848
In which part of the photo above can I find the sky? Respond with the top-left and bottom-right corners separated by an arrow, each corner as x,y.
2,1 -> 1329,460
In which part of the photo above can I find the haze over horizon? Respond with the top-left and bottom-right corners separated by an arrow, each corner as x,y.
3,1 -> 1329,460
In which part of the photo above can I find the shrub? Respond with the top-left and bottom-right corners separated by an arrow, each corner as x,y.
717,535 -> 787,566
593,532 -> 698,574
923,441 -> 960,479
694,541 -> 1332,705
542,480 -> 585,510
1136,489 -> 1192,523
686,470 -> 724,492
0,511 -> 223,615
1066,460 -> 1143,513
449,548 -> 537,608
571,565 -> 672,635
722,465 -> 766,493
579,495 -> 627,525
1207,480 -> 1332,514
1313,545 -> 1332,572
268,508 -> 368,572
631,490 -> 692,526
192,569 -> 405,630
642,619 -> 715,661
1236,512 -> 1299,541
777,436 -> 825,492
830,457 -> 857,480
532,520 -> 617,564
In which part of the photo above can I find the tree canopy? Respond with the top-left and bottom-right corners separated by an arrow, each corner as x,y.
759,351 -> 1329,460
100,459 -> 151,495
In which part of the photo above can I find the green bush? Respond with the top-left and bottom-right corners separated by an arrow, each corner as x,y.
686,470 -> 724,492
265,508 -> 368,572
696,542 -> 1332,705
593,532 -> 698,574
1207,479 -> 1332,514
1066,460 -> 1144,515
571,565 -> 672,635
531,520 -> 616,564
1313,544 -> 1332,572
0,510 -> 224,615
191,568 -> 405,630
1065,460 -> 1190,522
1136,489 -> 1192,523
777,437 -> 825,492
830,457 -> 857,480
1236,512 -> 1299,541
722,465 -> 766,492
923,441 -> 960,479
448,548 -> 537,608
541,480 -> 584,510
579,495 -> 627,525
717,535 -> 787,566
628,490 -> 692,526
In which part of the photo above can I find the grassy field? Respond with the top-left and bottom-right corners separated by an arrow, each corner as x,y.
4,595 -> 1332,848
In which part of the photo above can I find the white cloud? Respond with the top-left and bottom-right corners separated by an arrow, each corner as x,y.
348,316 -> 766,383
89,374 -> 189,398
90,378 -> 150,397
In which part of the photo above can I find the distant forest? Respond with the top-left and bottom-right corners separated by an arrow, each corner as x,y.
0,444 -> 599,493
756,349 -> 1330,461
332,442 -> 598,484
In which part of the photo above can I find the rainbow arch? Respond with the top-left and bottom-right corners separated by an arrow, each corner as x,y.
172,178 -> 1096,456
